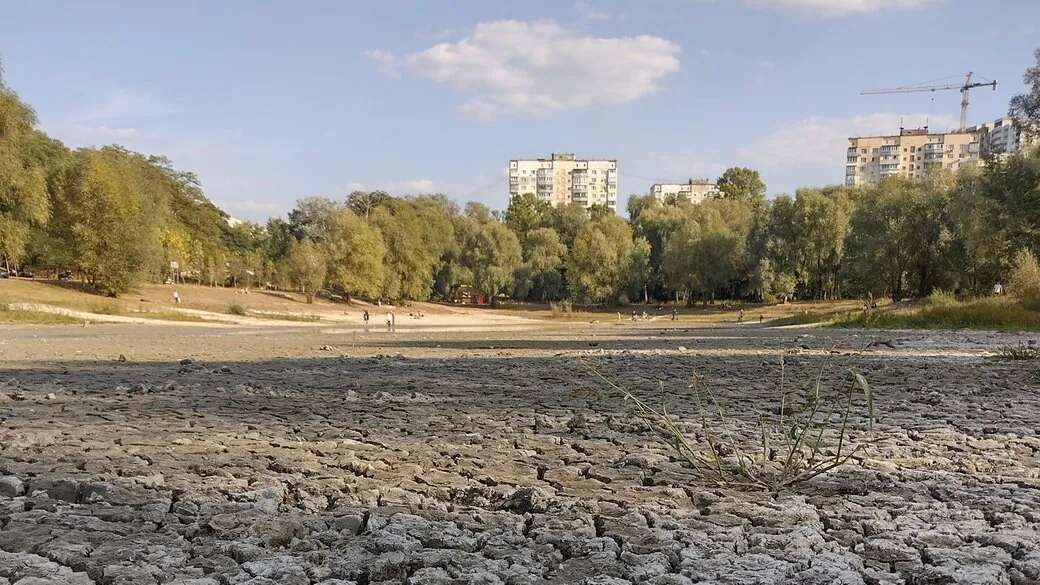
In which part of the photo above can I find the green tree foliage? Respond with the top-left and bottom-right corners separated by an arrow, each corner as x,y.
325,210 -> 386,300
1010,48 -> 1040,135
514,227 -> 567,301
716,167 -> 766,206
284,238 -> 327,303
567,214 -> 634,303
51,149 -> 150,295
0,70 -> 50,269
1009,248 -> 1040,308
504,193 -> 551,241
459,214 -> 521,304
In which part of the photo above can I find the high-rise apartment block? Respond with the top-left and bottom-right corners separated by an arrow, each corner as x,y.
846,117 -> 1035,187
982,117 -> 1035,156
845,127 -> 981,187
509,153 -> 618,210
650,179 -> 719,204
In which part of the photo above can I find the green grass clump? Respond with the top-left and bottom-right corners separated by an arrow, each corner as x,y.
996,343 -> 1040,360
248,312 -> 320,322
0,304 -> 86,325
769,311 -> 842,327
835,297 -> 1040,332
226,303 -> 248,316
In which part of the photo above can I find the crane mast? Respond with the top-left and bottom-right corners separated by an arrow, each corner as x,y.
861,72 -> 997,131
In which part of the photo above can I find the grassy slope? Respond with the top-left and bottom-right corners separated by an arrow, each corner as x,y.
834,297 -> 1040,332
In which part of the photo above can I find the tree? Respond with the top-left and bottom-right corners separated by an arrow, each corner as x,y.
52,150 -> 149,295
716,167 -> 766,206
346,190 -> 392,220
461,219 -> 521,304
546,203 -> 590,249
1010,48 -> 1040,135
0,68 -> 50,270
288,197 -> 343,242
567,214 -> 634,303
504,193 -> 551,241
514,227 -> 567,301
325,210 -> 386,300
628,237 -> 653,304
793,187 -> 854,299
284,239 -> 327,303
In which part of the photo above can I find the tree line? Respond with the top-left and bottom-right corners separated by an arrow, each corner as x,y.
1,51 -> 1038,304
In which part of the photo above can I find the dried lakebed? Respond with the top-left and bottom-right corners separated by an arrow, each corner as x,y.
0,324 -> 1039,584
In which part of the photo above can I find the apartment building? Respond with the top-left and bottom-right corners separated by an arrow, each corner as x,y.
981,116 -> 1036,156
845,127 -> 981,187
509,153 -> 618,210
650,179 -> 720,204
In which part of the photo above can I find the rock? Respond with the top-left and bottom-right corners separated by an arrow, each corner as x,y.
0,476 -> 25,497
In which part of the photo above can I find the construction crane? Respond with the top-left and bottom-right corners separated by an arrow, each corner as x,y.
861,72 -> 997,131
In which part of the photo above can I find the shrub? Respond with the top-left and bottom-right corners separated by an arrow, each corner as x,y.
227,303 -> 248,316
1010,249 -> 1040,309
585,351 -> 874,492
925,289 -> 958,307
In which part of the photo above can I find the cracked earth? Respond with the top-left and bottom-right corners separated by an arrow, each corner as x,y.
0,322 -> 1038,584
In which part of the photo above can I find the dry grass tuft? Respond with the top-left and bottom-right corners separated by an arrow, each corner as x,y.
584,349 -> 875,492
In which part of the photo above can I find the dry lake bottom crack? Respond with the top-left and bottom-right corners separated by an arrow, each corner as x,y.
0,322 -> 1038,584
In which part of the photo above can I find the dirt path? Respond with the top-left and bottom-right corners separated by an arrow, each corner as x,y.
1,324 -> 1038,584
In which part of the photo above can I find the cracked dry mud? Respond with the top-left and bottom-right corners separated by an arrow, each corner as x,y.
1,323 -> 1039,585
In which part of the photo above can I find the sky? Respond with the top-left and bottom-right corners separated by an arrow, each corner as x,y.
2,0 -> 1038,220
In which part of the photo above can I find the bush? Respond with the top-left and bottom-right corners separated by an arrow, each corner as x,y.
1010,249 -> 1040,310
925,289 -> 958,307
227,303 -> 248,316
585,352 -> 874,492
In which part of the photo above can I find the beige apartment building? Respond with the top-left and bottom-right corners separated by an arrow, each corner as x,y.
509,153 -> 618,210
650,179 -> 719,204
845,127 -> 981,187
846,116 -> 1038,187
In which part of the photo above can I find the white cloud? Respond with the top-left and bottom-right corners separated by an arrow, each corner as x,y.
644,152 -> 728,181
345,179 -> 437,194
744,0 -> 937,17
574,1 -> 614,21
366,20 -> 681,118
738,112 -> 958,167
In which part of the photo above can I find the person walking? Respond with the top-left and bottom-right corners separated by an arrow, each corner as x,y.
363,310 -> 370,330
172,289 -> 181,304
390,309 -> 396,332
738,309 -> 744,323
671,307 -> 677,321
386,310 -> 392,331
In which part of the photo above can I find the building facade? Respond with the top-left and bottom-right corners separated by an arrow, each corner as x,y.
650,179 -> 719,204
846,117 -> 1037,187
509,153 -> 618,210
845,127 -> 981,187
981,117 -> 1036,157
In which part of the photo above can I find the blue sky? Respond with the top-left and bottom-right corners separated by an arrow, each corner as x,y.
2,0 -> 1037,220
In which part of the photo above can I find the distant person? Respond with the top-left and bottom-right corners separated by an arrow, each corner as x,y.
172,290 -> 181,304
391,309 -> 396,331
993,282 -> 1004,296
671,308 -> 678,321
386,310 -> 393,331
363,310 -> 370,330
631,310 -> 637,322
738,309 -> 744,323
642,311 -> 648,320
759,314 -> 764,323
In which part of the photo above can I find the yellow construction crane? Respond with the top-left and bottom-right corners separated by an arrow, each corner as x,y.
861,72 -> 997,131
